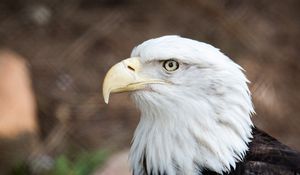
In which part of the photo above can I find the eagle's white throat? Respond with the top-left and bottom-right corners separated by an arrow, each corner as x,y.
127,36 -> 254,175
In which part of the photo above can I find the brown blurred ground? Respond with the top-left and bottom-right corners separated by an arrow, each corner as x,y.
0,0 -> 299,174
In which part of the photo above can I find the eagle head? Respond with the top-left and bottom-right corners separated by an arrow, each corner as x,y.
103,35 -> 254,175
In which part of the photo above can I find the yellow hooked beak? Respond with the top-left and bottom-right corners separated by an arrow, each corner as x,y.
102,57 -> 165,104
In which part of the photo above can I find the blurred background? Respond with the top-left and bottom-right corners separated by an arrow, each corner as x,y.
0,0 -> 299,174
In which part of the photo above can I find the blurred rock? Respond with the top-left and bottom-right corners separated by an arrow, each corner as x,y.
95,150 -> 131,175
0,50 -> 37,137
0,50 -> 38,173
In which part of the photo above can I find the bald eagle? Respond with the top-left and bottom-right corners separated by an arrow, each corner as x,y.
102,36 -> 300,175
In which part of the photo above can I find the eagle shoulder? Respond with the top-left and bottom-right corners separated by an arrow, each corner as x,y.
203,128 -> 300,175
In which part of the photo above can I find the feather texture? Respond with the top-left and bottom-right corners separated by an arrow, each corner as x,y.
202,128 -> 300,175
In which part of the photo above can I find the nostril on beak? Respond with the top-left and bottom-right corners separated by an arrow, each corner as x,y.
127,65 -> 135,71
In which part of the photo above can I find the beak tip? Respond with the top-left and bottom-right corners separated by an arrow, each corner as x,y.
104,98 -> 109,104
103,91 -> 110,104
103,82 -> 110,104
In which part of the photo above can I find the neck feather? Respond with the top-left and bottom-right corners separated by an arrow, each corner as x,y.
129,90 -> 253,175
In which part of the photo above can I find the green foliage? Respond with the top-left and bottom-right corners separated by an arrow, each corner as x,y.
10,149 -> 108,175
10,162 -> 31,175
47,150 -> 108,175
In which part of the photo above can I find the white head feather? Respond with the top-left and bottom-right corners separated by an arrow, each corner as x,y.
128,36 -> 254,175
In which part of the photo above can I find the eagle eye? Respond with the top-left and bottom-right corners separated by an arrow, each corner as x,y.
163,60 -> 179,72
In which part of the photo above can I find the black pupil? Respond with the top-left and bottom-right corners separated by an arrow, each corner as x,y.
168,62 -> 174,68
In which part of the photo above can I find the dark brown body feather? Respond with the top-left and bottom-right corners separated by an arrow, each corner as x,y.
203,128 -> 300,175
